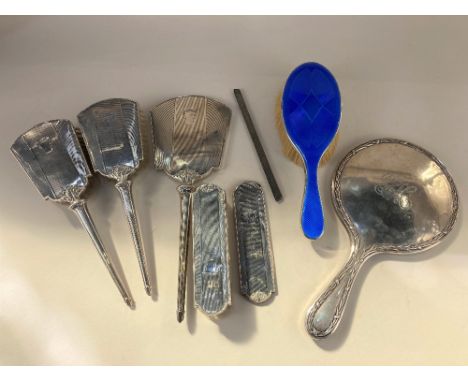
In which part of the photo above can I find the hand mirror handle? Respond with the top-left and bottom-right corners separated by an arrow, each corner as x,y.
306,247 -> 370,338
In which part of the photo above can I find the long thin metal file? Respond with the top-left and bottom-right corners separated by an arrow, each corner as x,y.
233,89 -> 283,202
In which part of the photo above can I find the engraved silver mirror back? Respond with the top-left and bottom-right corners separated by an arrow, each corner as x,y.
333,138 -> 458,253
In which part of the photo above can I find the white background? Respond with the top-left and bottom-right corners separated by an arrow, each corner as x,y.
0,16 -> 466,365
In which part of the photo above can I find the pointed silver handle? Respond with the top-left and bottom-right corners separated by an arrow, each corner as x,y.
176,185 -> 194,323
69,200 -> 135,309
115,179 -> 152,296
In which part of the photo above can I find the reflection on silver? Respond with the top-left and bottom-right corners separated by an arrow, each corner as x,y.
151,96 -> 231,185
306,138 -> 459,338
151,95 -> 231,322
234,181 -> 276,304
11,120 -> 134,308
77,98 -> 151,296
192,184 -> 231,317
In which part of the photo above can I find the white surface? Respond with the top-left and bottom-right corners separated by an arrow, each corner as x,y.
0,16 -> 466,365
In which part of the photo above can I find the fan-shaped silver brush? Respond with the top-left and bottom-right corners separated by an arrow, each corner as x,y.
11,119 -> 134,308
151,95 -> 231,322
78,98 -> 151,296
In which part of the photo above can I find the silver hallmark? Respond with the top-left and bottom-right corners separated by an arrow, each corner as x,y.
305,138 -> 459,339
77,98 -> 151,296
11,120 -> 134,308
151,95 -> 231,322
192,184 -> 231,318
234,181 -> 276,304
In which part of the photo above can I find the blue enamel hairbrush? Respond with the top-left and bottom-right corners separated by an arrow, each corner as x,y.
281,62 -> 342,239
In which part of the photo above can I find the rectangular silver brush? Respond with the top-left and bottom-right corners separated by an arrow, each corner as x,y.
234,181 -> 276,304
192,184 -> 231,317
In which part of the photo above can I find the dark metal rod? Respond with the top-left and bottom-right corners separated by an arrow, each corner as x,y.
233,89 -> 283,202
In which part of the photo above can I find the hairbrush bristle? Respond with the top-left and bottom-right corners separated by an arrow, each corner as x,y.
320,131 -> 339,166
275,93 -> 303,167
275,91 -> 338,168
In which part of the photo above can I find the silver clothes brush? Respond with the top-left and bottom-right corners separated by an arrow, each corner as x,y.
192,184 -> 231,317
234,181 -> 276,304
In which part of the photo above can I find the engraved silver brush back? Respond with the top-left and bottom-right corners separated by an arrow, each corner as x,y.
192,184 -> 231,317
11,119 -> 91,204
234,181 -> 276,304
77,98 -> 143,181
150,95 -> 231,184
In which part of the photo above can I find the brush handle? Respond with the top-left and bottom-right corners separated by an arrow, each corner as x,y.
116,179 -> 152,296
301,158 -> 324,239
176,185 -> 194,322
70,200 -> 135,308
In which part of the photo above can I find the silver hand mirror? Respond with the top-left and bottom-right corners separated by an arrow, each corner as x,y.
11,120 -> 134,308
306,138 -> 458,338
150,95 -> 231,322
77,98 -> 151,296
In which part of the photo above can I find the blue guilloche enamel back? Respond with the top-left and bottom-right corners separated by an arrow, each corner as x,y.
282,62 -> 341,239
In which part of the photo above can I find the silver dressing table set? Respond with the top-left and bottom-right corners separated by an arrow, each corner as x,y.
11,96 -> 277,325
11,88 -> 459,340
